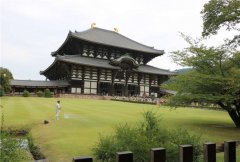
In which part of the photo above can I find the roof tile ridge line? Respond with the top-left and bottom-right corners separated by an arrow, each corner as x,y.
113,30 -> 163,52
73,28 -> 93,35
143,64 -> 173,72
70,32 -> 163,55
60,54 -> 81,58
52,31 -> 72,56
74,27 -> 164,53
40,57 -> 59,75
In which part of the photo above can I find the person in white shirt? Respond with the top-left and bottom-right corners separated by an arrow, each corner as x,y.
55,100 -> 61,120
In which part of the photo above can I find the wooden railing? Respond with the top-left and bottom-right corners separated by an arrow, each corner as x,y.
72,140 -> 237,162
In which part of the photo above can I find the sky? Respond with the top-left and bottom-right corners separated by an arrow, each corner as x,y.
0,0 -> 227,80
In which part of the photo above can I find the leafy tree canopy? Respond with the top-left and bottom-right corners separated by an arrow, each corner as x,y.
163,34 -> 240,127
165,0 -> 240,128
201,0 -> 240,46
0,67 -> 13,93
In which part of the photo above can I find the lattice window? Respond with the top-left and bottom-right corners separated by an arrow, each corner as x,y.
151,76 -> 158,85
84,81 -> 97,94
110,51 -> 115,60
82,45 -> 88,56
128,73 -> 134,83
145,75 -> 149,84
85,68 -> 91,79
97,47 -> 102,58
133,74 -> 138,83
72,68 -> 77,78
92,68 -> 98,80
100,69 -> 106,80
71,88 -> 76,93
103,48 -> 108,59
89,46 -> 94,57
76,88 -> 81,93
106,70 -> 112,80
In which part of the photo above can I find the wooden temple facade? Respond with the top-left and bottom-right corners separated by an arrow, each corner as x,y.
40,26 -> 175,97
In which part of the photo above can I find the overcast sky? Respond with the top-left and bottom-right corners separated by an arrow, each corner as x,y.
1,0 -> 226,80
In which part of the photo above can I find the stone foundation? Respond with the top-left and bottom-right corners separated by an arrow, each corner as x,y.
59,94 -> 112,100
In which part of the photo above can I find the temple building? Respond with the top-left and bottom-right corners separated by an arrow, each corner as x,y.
40,25 -> 175,97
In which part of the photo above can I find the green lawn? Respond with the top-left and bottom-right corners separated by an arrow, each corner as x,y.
1,97 -> 240,162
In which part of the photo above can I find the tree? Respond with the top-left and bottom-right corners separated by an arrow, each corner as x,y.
164,0 -> 240,128
201,0 -> 240,46
0,67 -> 13,95
163,34 -> 240,127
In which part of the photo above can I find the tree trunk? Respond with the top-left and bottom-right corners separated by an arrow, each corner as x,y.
227,109 -> 240,128
218,102 -> 240,128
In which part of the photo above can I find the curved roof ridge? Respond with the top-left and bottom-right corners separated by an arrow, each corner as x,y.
144,64 -> 172,72
71,27 -> 164,54
85,27 -> 158,49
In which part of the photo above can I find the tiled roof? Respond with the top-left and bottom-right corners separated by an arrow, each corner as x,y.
10,80 -> 70,87
70,27 -> 164,54
57,55 -> 120,69
136,65 -> 175,75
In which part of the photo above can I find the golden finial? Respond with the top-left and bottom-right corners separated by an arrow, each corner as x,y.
114,27 -> 119,33
91,23 -> 96,28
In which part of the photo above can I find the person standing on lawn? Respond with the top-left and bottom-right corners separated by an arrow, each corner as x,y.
55,100 -> 61,120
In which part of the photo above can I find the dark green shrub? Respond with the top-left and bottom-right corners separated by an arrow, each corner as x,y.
44,89 -> 52,98
36,90 -> 43,97
92,110 -> 202,162
22,90 -> 30,97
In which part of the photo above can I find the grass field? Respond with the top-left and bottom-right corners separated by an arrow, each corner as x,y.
1,97 -> 240,162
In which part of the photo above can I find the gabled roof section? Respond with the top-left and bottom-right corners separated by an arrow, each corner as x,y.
53,27 -> 164,56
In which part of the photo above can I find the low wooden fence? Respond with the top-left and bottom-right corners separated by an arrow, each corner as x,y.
72,140 -> 237,162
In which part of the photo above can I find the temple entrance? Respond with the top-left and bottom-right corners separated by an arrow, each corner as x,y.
150,86 -> 160,97
128,84 -> 139,96
114,83 -> 124,96
98,82 -> 111,95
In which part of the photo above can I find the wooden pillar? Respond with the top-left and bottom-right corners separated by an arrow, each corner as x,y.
204,142 -> 216,162
224,140 -> 236,162
111,70 -> 118,96
179,145 -> 193,162
81,66 -> 85,94
97,69 -> 101,95
116,151 -> 133,162
151,148 -> 166,162
72,156 -> 93,162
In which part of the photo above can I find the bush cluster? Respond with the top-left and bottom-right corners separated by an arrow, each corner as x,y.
44,89 -> 53,98
93,111 -> 202,162
36,90 -> 43,97
22,90 -> 30,97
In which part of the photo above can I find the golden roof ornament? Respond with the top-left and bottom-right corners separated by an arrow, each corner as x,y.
114,27 -> 119,33
91,23 -> 96,28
